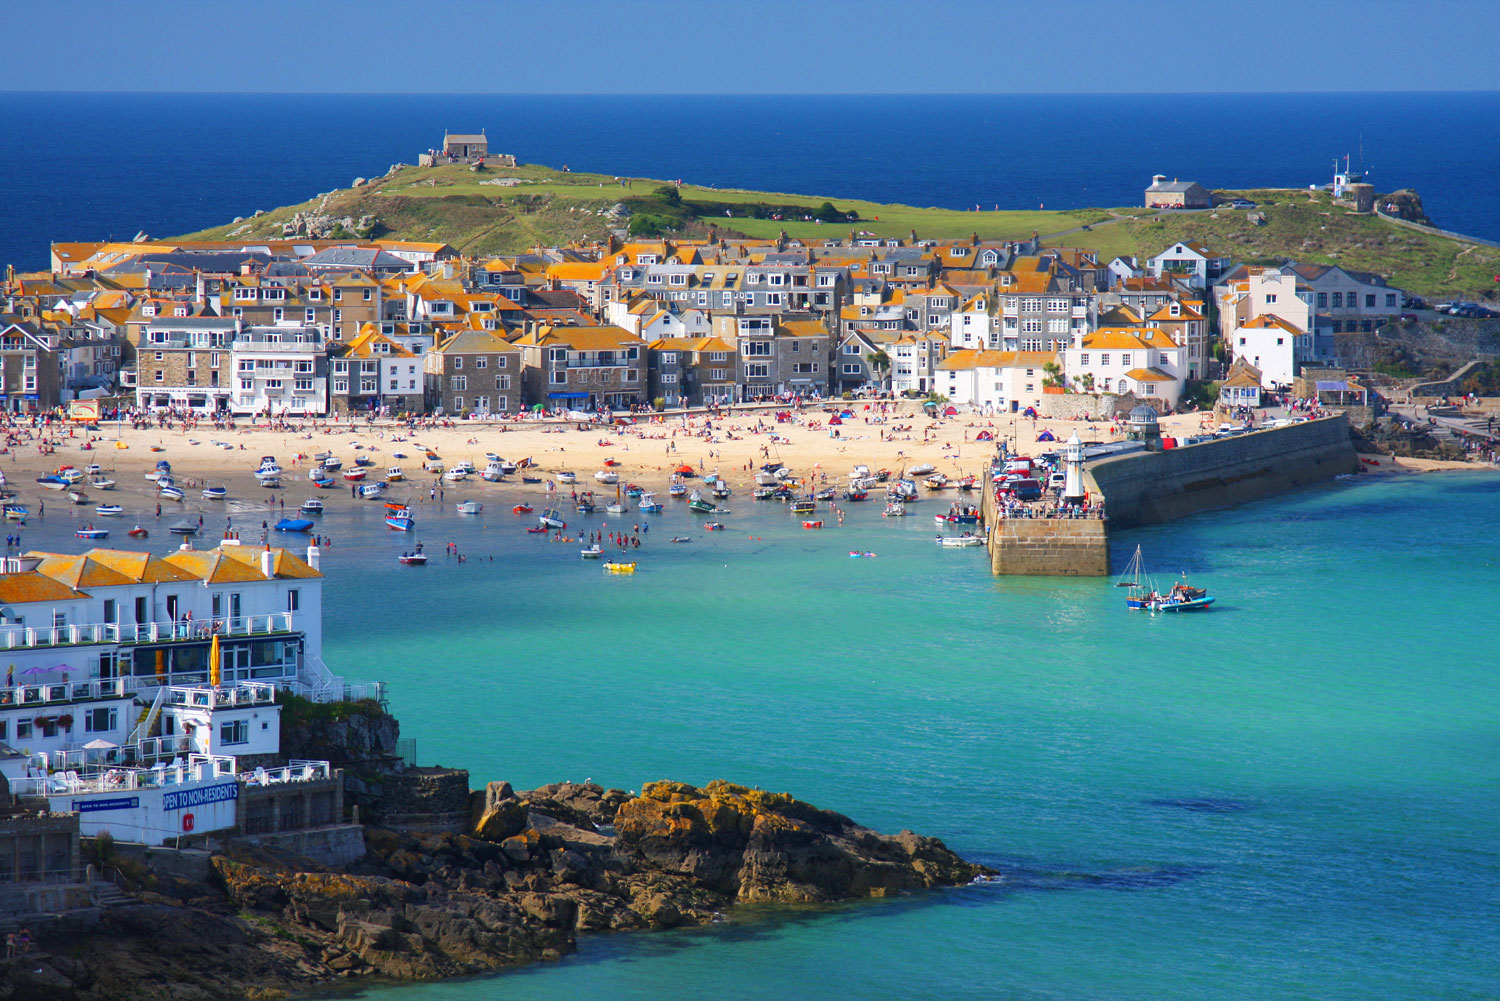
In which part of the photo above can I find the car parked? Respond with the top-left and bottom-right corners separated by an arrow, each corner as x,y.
1228,198 -> 1257,209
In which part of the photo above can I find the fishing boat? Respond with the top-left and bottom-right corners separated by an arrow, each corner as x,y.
558,471 -> 577,485
482,463 -> 505,483
255,459 -> 281,478
342,469 -> 367,482
201,485 -> 227,500
158,486 -> 184,502
668,482 -> 688,498
127,526 -> 148,538
3,504 -> 27,521
385,505 -> 416,531
712,483 -> 731,499
1151,579 -> 1216,612
936,534 -> 984,548
512,504 -> 534,514
638,492 -> 662,513
538,508 -> 566,530
387,467 -> 405,482
168,520 -> 198,536
457,500 -> 483,515
842,488 -> 869,501
603,562 -> 637,574
398,550 -> 428,566
357,482 -> 384,500
322,457 -> 343,471
924,474 -> 949,491
790,500 -> 817,515
443,468 -> 468,483
956,475 -> 977,492
752,487 -> 778,500
687,490 -> 714,514
499,460 -> 518,474
802,520 -> 823,529
624,484 -> 644,498
301,498 -> 324,514
95,504 -> 123,517
90,476 -> 116,490
259,475 -> 281,488
594,469 -> 619,484
36,475 -> 67,490
274,518 -> 315,533
908,463 -> 935,476
883,501 -> 906,517
575,496 -> 595,514
75,526 -> 108,540
579,545 -> 603,559
890,479 -> 918,500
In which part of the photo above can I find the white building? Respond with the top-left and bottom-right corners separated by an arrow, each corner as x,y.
949,293 -> 1000,350
1147,241 -> 1231,289
1227,315 -> 1305,389
935,349 -> 1057,412
1062,327 -> 1185,407
231,323 -> 329,416
1216,269 -> 1314,388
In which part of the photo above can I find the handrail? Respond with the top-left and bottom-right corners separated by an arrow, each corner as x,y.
0,612 -> 297,651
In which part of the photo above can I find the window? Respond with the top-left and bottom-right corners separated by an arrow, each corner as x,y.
475,357 -> 487,368
1144,384 -> 1155,395
1331,292 -> 1342,307
496,374 -> 510,389
453,357 -> 463,369
1159,354 -> 1169,365
453,396 -> 465,410
1365,294 -> 1376,308
1101,354 -> 1110,366
84,707 -> 118,733
1385,294 -> 1397,307
549,370 -> 567,385
710,368 -> 727,380
744,341 -> 771,356
842,363 -> 862,375
661,352 -> 678,364
1317,292 -> 1328,308
450,375 -> 467,391
746,363 -> 770,379
154,371 -> 164,382
219,719 -> 249,746
295,379 -> 313,391
1265,294 -> 1277,304
661,373 -> 678,384
334,379 -> 348,393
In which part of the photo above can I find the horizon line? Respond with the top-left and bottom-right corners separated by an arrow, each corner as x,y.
2,89 -> 1498,98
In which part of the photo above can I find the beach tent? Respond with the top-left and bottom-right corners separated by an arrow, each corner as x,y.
975,431 -> 994,441
828,416 -> 842,425
943,406 -> 958,416
1022,406 -> 1039,418
1036,429 -> 1057,442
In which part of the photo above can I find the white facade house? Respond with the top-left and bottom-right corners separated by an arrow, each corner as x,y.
935,350 -> 1057,412
231,323 -> 329,416
1216,269 -> 1314,388
1228,315 -> 1305,388
1062,327 -> 1185,407
1147,241 -> 1231,289
949,293 -> 1000,350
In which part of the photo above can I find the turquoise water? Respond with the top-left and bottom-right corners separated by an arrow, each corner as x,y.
34,473 -> 1500,998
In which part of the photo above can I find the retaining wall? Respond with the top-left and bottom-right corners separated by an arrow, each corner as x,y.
987,518 -> 1110,576
1083,416 -> 1358,529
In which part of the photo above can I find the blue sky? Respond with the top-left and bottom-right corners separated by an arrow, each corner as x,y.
5,0 -> 1497,94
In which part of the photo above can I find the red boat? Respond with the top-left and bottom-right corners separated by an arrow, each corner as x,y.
802,520 -> 823,529
127,526 -> 149,538
525,526 -> 548,534
513,504 -> 534,514
342,469 -> 367,481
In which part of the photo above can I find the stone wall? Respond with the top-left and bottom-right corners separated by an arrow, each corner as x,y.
1032,392 -> 1142,421
986,518 -> 1110,576
231,824 -> 366,867
379,767 -> 472,834
1083,416 -> 1359,529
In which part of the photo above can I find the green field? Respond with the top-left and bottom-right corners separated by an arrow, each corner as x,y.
177,163 -> 1500,299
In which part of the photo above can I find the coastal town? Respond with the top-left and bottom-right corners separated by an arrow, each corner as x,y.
0,144 -> 1496,997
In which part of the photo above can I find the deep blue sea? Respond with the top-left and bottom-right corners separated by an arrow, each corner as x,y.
4,92 -> 1499,270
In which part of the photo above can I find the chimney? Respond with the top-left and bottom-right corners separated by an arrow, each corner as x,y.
305,542 -> 321,571
261,547 -> 275,578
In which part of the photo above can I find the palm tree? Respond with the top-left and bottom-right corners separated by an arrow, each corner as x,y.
1042,361 -> 1064,389
865,349 -> 892,389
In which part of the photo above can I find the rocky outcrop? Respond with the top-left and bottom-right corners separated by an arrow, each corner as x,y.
21,780 -> 988,1000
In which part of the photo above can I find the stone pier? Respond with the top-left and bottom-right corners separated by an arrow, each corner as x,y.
986,517 -> 1110,576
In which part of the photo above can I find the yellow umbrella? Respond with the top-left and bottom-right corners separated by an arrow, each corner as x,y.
209,633 -> 220,687
154,649 -> 165,681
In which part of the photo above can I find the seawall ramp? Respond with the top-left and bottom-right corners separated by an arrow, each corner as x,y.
1083,416 -> 1359,529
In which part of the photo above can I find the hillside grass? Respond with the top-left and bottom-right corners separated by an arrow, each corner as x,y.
176,164 -> 1500,299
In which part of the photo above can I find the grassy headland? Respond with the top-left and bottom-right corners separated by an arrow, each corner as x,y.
177,162 -> 1500,300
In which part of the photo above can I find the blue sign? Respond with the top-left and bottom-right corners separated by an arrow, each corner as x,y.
547,392 -> 589,400
73,796 -> 139,813
163,781 -> 239,812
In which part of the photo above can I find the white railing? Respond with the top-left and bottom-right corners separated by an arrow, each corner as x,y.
14,751 -> 233,796
0,676 -> 136,709
243,760 -> 332,787
0,613 -> 297,651
126,685 -> 167,745
167,681 -> 277,710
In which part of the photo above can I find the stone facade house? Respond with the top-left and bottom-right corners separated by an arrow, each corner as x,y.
1145,175 -> 1211,209
514,324 -> 646,411
133,317 -> 238,413
330,326 -> 424,415
423,329 -> 520,416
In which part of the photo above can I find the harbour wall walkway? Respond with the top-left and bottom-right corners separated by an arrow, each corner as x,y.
1083,416 -> 1359,529
985,516 -> 1109,576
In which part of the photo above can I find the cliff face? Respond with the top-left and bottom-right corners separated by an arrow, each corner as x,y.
22,781 -> 989,1001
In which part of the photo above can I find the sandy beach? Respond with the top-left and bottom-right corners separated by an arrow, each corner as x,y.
0,404 -> 1484,526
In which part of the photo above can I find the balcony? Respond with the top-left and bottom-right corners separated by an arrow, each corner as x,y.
167,681 -> 277,710
0,612 -> 299,652
0,676 -> 136,708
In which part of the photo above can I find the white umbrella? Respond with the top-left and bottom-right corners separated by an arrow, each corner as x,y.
83,738 -> 118,750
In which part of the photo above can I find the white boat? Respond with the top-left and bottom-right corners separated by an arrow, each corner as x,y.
484,452 -> 501,463
143,470 -> 164,483
360,482 -> 386,499
59,468 -> 85,484
453,460 -> 476,475
936,535 -> 984,548
94,504 -> 124,517
67,489 -> 89,505
538,508 -> 566,530
301,499 -> 324,514
482,462 -> 505,483
457,500 -> 483,515
201,485 -> 227,500
322,457 -> 343,471
443,468 -> 468,482
499,460 -> 518,474
258,475 -> 281,489
755,471 -> 781,487
605,501 -> 627,514
580,545 -> 603,559
256,462 -> 282,478
883,502 -> 906,517
595,469 -> 619,484
90,477 -> 116,490
85,464 -> 103,477
908,463 -> 936,476
638,491 -> 662,513
387,467 -> 405,482
158,486 -> 185,502
558,471 -> 577,484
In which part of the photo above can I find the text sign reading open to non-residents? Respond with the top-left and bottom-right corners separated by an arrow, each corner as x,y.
162,781 -> 239,812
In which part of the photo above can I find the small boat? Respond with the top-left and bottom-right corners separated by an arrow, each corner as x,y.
127,526 -> 149,538
85,464 -> 103,476
848,551 -> 878,558
580,545 -> 603,559
59,468 -> 85,484
443,468 -> 468,482
558,471 -> 577,485
457,500 -> 483,515
312,476 -> 334,489
308,467 -> 328,481
688,491 -> 714,514
802,520 -> 823,529
201,486 -> 227,500
95,504 -> 123,517
790,500 -> 817,515
322,457 -> 343,471
143,470 -> 164,483
275,518 -> 315,533
605,501 -> 627,514
75,526 -> 108,539
670,536 -> 692,543
387,467 -> 405,482
90,477 -> 116,490
594,470 -> 619,484
398,551 -> 428,566
158,486 -> 184,502
668,483 -> 688,498
3,504 -> 28,521
68,489 -> 90,504
936,535 -> 984,548
624,484 -> 644,498
499,460 -> 518,474
703,522 -> 725,531
485,452 -> 501,463
385,509 -> 415,531
711,484 -> 731,499
36,475 -> 67,490
956,475 -> 977,492
168,520 -> 198,536
843,489 -> 869,502
522,476 -> 542,484
512,504 -> 534,514
342,469 -> 367,482
638,492 -> 662,513
883,502 -> 906,517
924,474 -> 949,491
255,461 -> 282,478
525,526 -> 549,534
360,482 -> 386,499
575,499 -> 595,514
301,499 -> 324,514
908,463 -> 935,476
355,456 -> 375,468
482,463 -> 505,483
1151,582 -> 1216,612
603,562 -> 637,574
259,475 -> 281,488
538,509 -> 566,530
752,486 -> 779,500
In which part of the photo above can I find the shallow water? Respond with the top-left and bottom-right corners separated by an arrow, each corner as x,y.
22,471 -> 1499,999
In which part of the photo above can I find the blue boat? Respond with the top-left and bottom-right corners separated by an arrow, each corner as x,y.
274,518 -> 315,533
75,527 -> 109,539
385,504 -> 415,531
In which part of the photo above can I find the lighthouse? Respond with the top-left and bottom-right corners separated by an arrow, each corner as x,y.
1063,430 -> 1085,506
